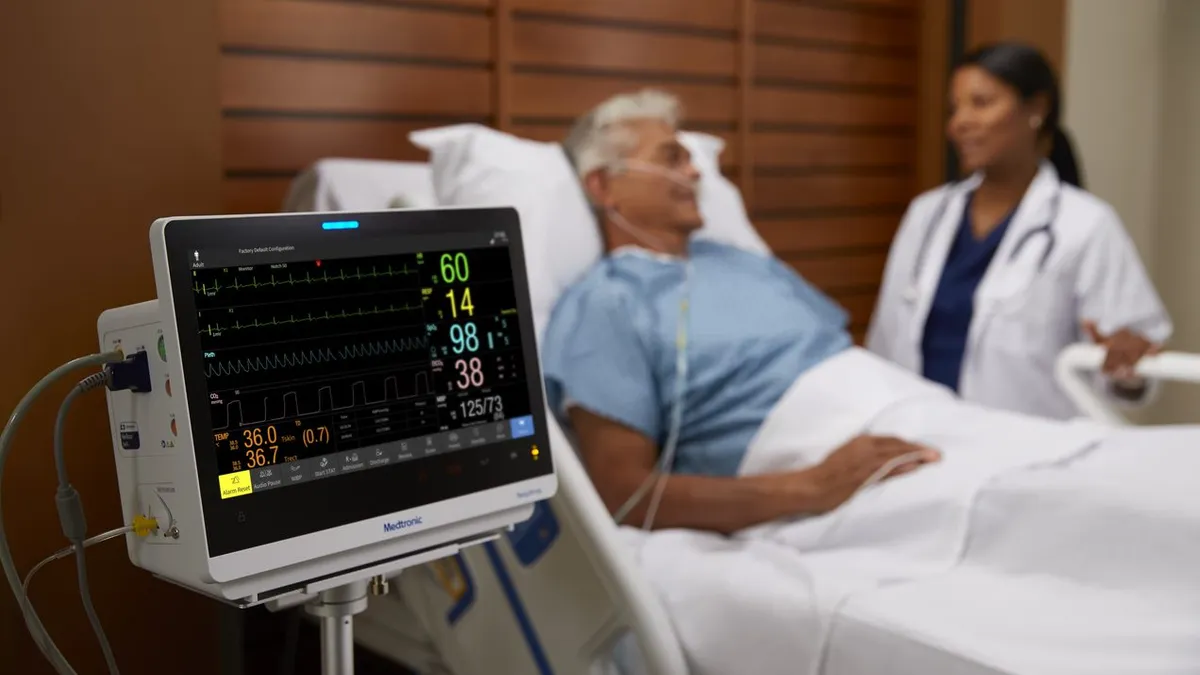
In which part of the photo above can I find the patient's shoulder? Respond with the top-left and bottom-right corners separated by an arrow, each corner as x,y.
545,262 -> 649,338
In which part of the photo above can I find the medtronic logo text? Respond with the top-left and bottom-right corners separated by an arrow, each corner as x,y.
383,516 -> 423,533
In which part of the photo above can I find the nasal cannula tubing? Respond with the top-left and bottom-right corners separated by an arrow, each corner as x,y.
606,209 -> 691,530
602,158 -> 699,530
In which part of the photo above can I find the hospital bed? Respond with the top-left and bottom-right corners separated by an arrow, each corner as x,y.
280,149 -> 1200,675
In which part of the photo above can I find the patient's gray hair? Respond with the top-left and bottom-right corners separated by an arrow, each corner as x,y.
563,89 -> 682,178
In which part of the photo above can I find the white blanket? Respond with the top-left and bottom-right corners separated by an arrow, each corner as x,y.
628,348 -> 1200,675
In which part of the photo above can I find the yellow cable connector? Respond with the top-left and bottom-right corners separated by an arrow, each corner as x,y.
132,515 -> 159,537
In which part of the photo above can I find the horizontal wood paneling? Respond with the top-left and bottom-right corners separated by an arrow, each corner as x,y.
824,0 -> 915,9
510,124 -> 739,168
756,43 -> 915,87
512,20 -> 737,77
509,0 -> 739,31
753,132 -> 913,168
221,55 -> 492,115
216,0 -> 925,303
756,1 -> 916,49
409,0 -> 491,7
754,88 -> 915,127
223,177 -> 293,214
755,214 -> 900,252
511,73 -> 737,122
835,289 -> 879,328
223,118 -> 432,171
219,0 -> 492,62
784,250 -> 888,289
755,173 -> 913,211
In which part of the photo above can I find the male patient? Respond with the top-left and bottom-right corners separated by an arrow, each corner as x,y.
541,90 -> 940,535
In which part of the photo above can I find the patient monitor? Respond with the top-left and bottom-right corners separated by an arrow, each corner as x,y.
97,208 -> 556,669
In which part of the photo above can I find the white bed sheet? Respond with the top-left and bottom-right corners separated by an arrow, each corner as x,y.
826,425 -> 1200,675
626,348 -> 1200,675
823,602 -> 1011,675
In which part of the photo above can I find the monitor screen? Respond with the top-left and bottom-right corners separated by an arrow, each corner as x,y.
164,210 -> 552,557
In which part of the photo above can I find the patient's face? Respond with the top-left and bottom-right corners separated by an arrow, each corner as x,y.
605,120 -> 702,234
947,66 -> 1041,174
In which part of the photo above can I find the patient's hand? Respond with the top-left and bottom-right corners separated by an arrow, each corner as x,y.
805,435 -> 940,514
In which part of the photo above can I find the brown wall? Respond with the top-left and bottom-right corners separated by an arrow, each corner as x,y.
218,0 -> 928,343
917,0 -> 951,191
967,0 -> 1067,74
0,1 -> 223,673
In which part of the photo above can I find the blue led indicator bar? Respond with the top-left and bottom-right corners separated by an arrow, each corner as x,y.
321,220 -> 359,230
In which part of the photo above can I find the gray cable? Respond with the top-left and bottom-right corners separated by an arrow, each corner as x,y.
0,350 -> 122,675
54,371 -> 121,675
74,547 -> 119,674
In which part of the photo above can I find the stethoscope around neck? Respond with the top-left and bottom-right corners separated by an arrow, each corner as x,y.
903,178 -> 1063,303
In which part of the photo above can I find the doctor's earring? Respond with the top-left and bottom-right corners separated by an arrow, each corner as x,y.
1029,116 -> 1043,130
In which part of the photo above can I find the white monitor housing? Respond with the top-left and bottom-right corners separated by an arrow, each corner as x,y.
98,209 -> 557,606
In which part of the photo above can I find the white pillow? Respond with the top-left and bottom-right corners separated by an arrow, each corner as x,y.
409,124 -> 769,334
282,158 -> 436,212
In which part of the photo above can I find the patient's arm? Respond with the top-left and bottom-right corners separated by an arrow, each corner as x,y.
570,407 -> 938,535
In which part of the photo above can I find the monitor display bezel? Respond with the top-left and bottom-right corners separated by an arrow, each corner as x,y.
159,208 -> 554,567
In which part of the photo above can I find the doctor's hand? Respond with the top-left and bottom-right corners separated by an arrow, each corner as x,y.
1082,321 -> 1160,383
805,435 -> 941,515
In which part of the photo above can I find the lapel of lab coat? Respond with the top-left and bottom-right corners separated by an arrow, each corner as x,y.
964,162 -> 1061,360
906,176 -> 979,353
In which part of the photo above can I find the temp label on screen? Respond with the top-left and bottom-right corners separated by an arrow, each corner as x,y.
219,471 -> 253,499
509,415 -> 534,439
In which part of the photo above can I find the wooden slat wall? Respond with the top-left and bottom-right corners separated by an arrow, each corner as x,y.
218,0 -> 922,338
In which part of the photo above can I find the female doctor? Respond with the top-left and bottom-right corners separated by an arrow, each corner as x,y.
867,42 -> 1172,420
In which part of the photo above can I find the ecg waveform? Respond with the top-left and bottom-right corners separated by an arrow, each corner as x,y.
193,264 -> 417,297
199,303 -> 422,337
205,337 -> 430,378
212,372 -> 431,429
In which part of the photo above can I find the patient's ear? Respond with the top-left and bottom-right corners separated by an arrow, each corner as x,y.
583,169 -> 611,209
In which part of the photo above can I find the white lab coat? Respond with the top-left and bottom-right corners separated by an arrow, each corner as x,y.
867,162 -> 1172,420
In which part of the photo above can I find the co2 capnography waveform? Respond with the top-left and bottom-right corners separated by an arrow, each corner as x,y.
206,336 -> 430,378
211,371 -> 433,429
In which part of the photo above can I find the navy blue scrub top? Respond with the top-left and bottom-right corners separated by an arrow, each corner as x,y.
921,194 -> 1014,392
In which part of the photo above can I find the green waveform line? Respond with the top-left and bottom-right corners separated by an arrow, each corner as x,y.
193,264 -> 417,296
199,303 -> 421,336
205,336 -> 430,378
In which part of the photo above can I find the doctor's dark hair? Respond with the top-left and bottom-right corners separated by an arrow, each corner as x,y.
957,42 -> 1084,188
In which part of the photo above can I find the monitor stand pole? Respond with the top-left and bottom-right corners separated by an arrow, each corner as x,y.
306,579 -> 382,675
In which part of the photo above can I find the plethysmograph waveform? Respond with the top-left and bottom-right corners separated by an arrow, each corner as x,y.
212,372 -> 431,429
205,336 -> 430,378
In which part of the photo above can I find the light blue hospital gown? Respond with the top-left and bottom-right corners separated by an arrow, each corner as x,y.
541,240 -> 852,477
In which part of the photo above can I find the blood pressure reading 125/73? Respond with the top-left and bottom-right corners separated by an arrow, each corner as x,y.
190,245 -> 534,500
